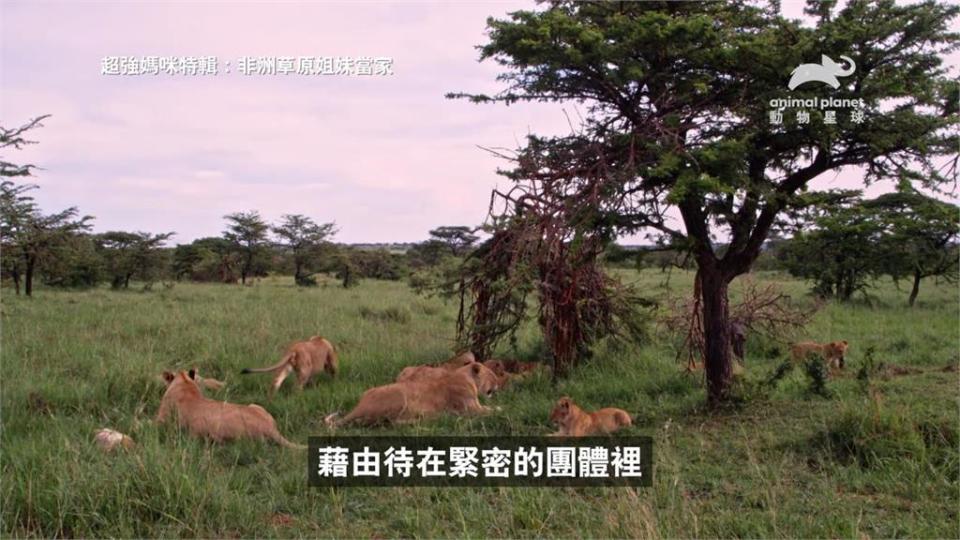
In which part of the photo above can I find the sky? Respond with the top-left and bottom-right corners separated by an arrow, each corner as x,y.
1,1 -> 956,245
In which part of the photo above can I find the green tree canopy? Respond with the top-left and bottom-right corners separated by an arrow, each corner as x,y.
272,214 -> 337,286
865,186 -> 959,305
96,231 -> 174,289
428,226 -> 479,256
223,211 -> 269,285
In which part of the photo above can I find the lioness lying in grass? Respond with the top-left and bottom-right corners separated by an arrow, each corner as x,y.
157,369 -> 304,449
325,362 -> 500,427
397,359 -> 506,395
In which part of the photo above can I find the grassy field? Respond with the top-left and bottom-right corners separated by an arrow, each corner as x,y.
2,269 -> 957,538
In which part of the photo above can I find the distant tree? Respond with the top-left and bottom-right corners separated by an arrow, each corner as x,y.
40,232 -> 103,288
172,243 -> 204,280
865,187 -> 959,306
223,211 -> 269,285
0,181 -> 92,296
193,237 -> 240,283
96,231 -> 174,289
428,226 -> 478,256
0,181 -> 34,293
272,214 -> 337,286
782,202 -> 885,301
350,249 -> 409,281
406,239 -> 449,268
1,115 -> 82,296
335,251 -> 359,288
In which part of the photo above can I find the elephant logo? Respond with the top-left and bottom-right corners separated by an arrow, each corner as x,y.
788,55 -> 856,90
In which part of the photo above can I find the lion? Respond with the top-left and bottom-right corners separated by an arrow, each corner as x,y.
396,361 -> 504,396
325,363 -> 500,427
240,336 -> 338,395
790,340 -> 849,369
549,396 -> 632,437
157,369 -> 305,449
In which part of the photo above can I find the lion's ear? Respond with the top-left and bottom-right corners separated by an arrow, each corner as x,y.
162,371 -> 175,384
188,368 -> 197,380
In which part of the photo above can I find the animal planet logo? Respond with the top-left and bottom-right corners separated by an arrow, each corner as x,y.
788,55 -> 856,90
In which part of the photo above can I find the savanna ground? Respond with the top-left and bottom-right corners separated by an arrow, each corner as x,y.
2,269 -> 957,538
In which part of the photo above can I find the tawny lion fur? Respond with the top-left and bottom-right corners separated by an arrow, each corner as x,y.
437,351 -> 476,369
790,340 -> 849,369
157,369 -> 304,449
549,396 -> 632,437
484,359 -> 544,378
326,363 -> 500,427
241,336 -> 338,395
397,359 -> 506,393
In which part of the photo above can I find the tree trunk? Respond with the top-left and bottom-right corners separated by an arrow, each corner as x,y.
11,271 -> 20,295
699,266 -> 733,405
908,270 -> 922,307
24,259 -> 35,297
294,259 -> 304,285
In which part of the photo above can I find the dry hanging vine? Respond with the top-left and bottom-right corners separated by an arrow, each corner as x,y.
660,273 -> 821,372
455,134 -> 655,378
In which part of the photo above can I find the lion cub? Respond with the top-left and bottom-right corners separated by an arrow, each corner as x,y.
549,397 -> 632,437
240,336 -> 338,396
157,369 -> 304,449
790,340 -> 849,369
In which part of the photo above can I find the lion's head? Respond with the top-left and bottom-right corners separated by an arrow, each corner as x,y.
462,362 -> 501,397
550,396 -> 574,424
827,340 -> 849,367
162,368 -> 197,386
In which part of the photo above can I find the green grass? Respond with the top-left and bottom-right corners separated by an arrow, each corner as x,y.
2,270 -> 957,538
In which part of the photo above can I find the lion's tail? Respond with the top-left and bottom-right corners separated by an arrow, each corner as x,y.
325,344 -> 339,377
272,432 -> 307,450
241,352 -> 293,374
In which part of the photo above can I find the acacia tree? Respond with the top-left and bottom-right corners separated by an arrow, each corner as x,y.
190,237 -> 240,283
452,0 -> 958,405
782,199 -> 886,300
0,181 -> 92,296
1,115 -> 49,179
97,231 -> 174,289
223,211 -> 269,285
866,187 -> 959,306
428,226 -> 479,256
272,214 -> 337,286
